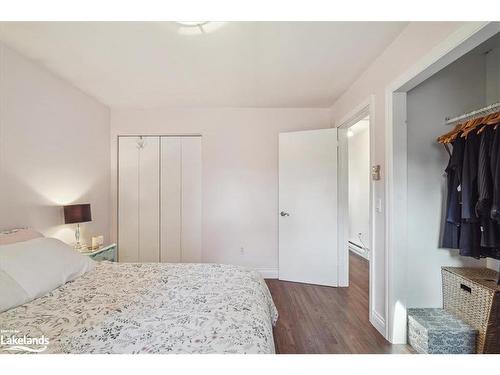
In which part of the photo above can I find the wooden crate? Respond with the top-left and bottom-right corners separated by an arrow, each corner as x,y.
442,267 -> 500,353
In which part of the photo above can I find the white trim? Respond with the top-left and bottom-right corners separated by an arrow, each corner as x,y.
336,95 -> 380,333
386,22 -> 495,94
337,126 -> 349,287
370,310 -> 386,336
337,95 -> 373,128
384,21 -> 500,344
367,97 -> 378,336
255,268 -> 279,279
385,92 -> 408,343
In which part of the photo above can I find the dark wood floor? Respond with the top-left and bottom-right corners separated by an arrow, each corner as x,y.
266,252 -> 411,354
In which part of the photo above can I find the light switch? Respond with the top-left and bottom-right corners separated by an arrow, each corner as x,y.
376,198 -> 383,213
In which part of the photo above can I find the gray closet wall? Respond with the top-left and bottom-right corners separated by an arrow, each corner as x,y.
406,54 -> 487,308
118,136 -> 202,263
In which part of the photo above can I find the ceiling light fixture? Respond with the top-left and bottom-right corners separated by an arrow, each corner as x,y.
174,22 -> 226,36
175,21 -> 210,33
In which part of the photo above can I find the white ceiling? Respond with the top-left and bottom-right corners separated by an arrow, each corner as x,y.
0,22 -> 407,109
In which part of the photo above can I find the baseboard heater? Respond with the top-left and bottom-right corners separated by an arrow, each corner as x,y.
348,241 -> 369,260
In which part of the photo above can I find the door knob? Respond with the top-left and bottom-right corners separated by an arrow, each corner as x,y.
280,211 -> 290,217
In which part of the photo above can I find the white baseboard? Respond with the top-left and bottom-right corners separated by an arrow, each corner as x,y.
255,268 -> 279,279
370,310 -> 386,337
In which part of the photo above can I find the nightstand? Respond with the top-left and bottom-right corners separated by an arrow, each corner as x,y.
82,243 -> 117,262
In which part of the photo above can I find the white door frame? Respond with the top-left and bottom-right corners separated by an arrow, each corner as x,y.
337,96 -> 382,332
385,21 -> 500,343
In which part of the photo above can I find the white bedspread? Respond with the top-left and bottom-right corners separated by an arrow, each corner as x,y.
0,262 -> 278,354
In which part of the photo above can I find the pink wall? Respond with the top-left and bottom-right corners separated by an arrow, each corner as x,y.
330,22 -> 467,325
110,108 -> 331,272
0,44 -> 111,245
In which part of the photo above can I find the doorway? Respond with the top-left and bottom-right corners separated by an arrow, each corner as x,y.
347,117 -> 371,261
337,100 -> 379,333
346,116 -> 372,327
386,22 -> 500,343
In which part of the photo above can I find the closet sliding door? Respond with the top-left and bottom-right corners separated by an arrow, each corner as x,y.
118,136 -> 160,262
118,137 -> 139,262
179,137 -> 202,262
160,136 -> 202,263
119,135 -> 201,263
160,137 -> 182,262
138,137 -> 160,262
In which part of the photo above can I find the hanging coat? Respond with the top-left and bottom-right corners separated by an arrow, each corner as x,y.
459,131 -> 482,258
491,126 -> 500,223
441,136 -> 465,249
476,126 -> 500,249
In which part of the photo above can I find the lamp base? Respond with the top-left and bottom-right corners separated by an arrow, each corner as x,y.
73,223 -> 88,252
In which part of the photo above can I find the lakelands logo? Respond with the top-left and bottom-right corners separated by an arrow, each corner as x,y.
0,329 -> 49,353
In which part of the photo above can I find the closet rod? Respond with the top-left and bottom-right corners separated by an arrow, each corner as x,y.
445,101 -> 500,126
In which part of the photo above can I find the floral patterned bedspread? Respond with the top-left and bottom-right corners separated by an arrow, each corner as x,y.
0,262 -> 278,354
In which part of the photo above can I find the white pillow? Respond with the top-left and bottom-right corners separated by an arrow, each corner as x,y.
0,237 -> 95,312
0,228 -> 44,245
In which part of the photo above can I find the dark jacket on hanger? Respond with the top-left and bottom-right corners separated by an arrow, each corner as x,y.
476,126 -> 500,248
459,131 -> 482,258
491,127 -> 500,223
442,136 -> 464,249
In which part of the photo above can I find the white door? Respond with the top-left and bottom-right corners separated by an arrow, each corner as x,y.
160,137 -> 182,262
279,128 -> 338,286
159,136 -> 202,263
180,137 -> 202,262
118,136 -> 160,262
118,137 -> 140,262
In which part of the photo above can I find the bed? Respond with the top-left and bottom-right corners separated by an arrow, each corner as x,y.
0,234 -> 278,354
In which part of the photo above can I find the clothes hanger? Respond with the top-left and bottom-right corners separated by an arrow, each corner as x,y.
437,122 -> 465,144
460,117 -> 483,138
490,112 -> 500,130
437,113 -> 482,144
476,113 -> 496,135
437,112 -> 500,144
448,122 -> 467,142
487,112 -> 500,125
441,118 -> 476,143
461,117 -> 484,138
444,121 -> 469,143
477,112 -> 500,134
477,124 -> 487,134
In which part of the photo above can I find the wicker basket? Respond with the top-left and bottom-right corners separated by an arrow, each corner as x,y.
442,267 -> 500,353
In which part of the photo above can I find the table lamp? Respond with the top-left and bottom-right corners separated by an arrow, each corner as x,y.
63,203 -> 91,251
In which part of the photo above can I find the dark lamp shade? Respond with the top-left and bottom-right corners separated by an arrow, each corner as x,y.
64,204 -> 92,224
